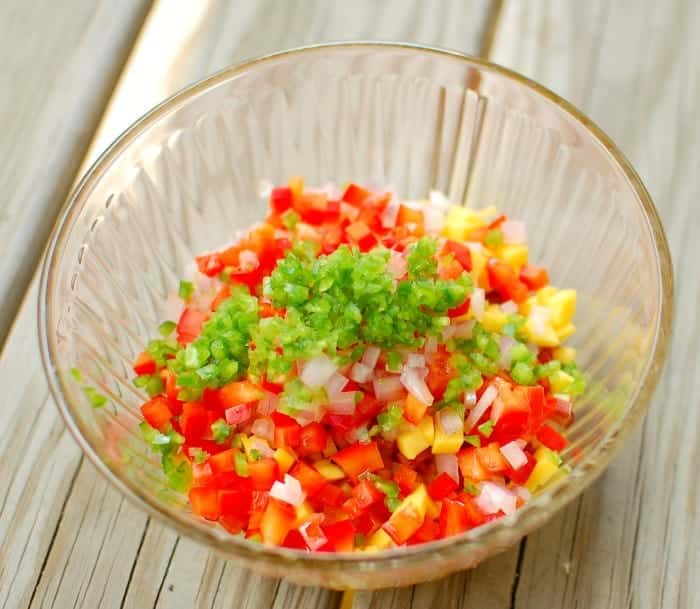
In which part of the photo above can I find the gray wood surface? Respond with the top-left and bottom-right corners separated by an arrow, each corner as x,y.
1,0 -> 695,607
0,0 -> 150,347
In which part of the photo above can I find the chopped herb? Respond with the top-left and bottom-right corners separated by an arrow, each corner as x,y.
83,386 -> 108,408
249,448 -> 263,461
464,434 -> 481,447
211,419 -> 233,444
69,367 -> 83,383
158,320 -> 177,337
234,451 -> 249,477
190,448 -> 209,464
178,280 -> 195,302
477,420 -> 494,437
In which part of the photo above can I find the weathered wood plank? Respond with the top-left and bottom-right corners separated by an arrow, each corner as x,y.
490,2 -> 699,608
0,2 -> 494,609
0,0 -> 150,347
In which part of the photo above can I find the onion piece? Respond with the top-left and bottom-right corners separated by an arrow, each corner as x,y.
454,320 -> 475,339
257,391 -> 279,416
530,306 -> 551,337
499,441 -> 528,470
238,249 -> 260,271
324,372 -> 349,398
225,403 -> 253,425
299,518 -> 328,551
248,437 -> 274,458
500,300 -> 518,315
435,454 -> 460,483
423,206 -> 445,233
373,375 -> 405,402
361,346 -> 381,369
350,362 -> 373,383
498,335 -> 517,369
501,220 -> 526,244
328,391 -> 358,415
405,353 -> 426,368
429,190 -> 451,209
300,355 -> 337,388
464,391 -> 477,408
387,249 -> 407,279
475,481 -> 518,515
400,367 -> 434,405
513,486 -> 532,502
471,288 -> 485,320
465,384 -> 498,431
251,417 -> 275,443
380,198 -> 400,228
270,474 -> 306,506
438,409 -> 463,435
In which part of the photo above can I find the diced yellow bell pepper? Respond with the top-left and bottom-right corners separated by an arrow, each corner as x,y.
481,305 -> 508,332
556,323 -> 576,341
548,289 -> 576,328
313,459 -> 345,481
288,175 -> 304,201
432,416 -> 464,454
394,484 -> 431,520
525,446 -> 561,492
553,346 -> 576,364
397,423 -> 431,460
468,243 -> 489,290
323,438 -> 338,458
273,447 -> 296,475
418,415 -> 435,444
519,295 -> 537,316
442,206 -> 497,241
549,370 -> 575,393
294,500 -> 314,525
364,528 -> 394,551
498,243 -> 528,272
536,286 -> 557,305
523,319 -> 560,347
247,533 -> 263,544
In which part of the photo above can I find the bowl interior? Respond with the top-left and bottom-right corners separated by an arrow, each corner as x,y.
40,44 -> 671,589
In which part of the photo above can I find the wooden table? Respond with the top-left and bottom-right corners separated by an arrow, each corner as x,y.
1,2 -> 696,608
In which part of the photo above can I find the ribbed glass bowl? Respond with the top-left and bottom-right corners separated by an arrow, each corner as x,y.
39,43 -> 672,589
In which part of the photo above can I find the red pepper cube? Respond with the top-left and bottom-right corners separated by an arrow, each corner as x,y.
218,487 -> 252,519
209,448 -> 237,474
133,350 -> 157,376
519,264 -> 549,290
321,519 -> 356,552
189,487 -> 220,521
427,472 -> 459,500
260,498 -> 296,546
409,517 -> 440,544
248,458 -> 279,491
457,447 -> 489,482
341,183 -> 372,206
218,381 -> 264,407
536,424 -> 568,451
332,441 -> 384,478
195,252 -> 224,277
351,479 -> 384,510
290,462 -> 326,496
269,187 -> 294,214
176,307 -> 207,344
140,396 -> 173,431
180,402 -> 210,442
443,239 -> 472,271
383,502 -> 425,544
392,463 -> 418,494
475,442 -> 509,473
298,422 -> 328,455
438,499 -> 470,538
487,258 -> 529,303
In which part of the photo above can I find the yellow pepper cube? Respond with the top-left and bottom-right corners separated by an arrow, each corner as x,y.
418,415 -> 435,444
519,295 -> 537,316
523,319 -> 560,347
468,244 -> 489,290
548,289 -> 576,328
536,286 -> 557,305
525,446 -> 561,492
556,323 -> 576,341
498,243 -> 529,272
397,423 -> 431,460
443,206 -> 488,241
273,447 -> 296,475
364,528 -> 394,551
396,484 -> 431,519
313,459 -> 345,481
288,175 -> 304,200
294,500 -> 314,525
481,305 -> 508,332
432,417 -> 464,454
553,346 -> 576,364
549,370 -> 575,393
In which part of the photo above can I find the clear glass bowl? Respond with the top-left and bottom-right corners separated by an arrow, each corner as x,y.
39,43 -> 673,589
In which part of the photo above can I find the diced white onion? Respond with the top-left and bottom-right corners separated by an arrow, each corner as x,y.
429,190 -> 451,209
238,249 -> 260,271
471,288 -> 485,320
530,306 -> 550,337
465,384 -> 498,431
361,345 -> 381,369
301,355 -> 337,388
249,437 -> 274,458
295,408 -> 323,425
405,353 -> 426,368
500,300 -> 518,315
387,249 -> 407,279
299,519 -> 328,551
438,409 -> 463,435
424,336 -> 438,354
350,362 -> 373,383
464,391 -> 477,408
257,391 -> 279,416
475,481 -> 518,516
498,335 -> 517,369
513,486 -> 532,502
454,320 -> 475,339
251,417 -> 275,442
373,375 -> 405,402
380,198 -> 400,228
340,201 -> 360,221
320,182 -> 342,199
328,391 -> 358,415
442,324 -> 457,341
324,372 -> 349,398
501,220 -> 526,244
499,441 -> 528,470
270,474 -> 306,506
435,454 -> 460,483
423,206 -> 445,233
400,366 -> 434,405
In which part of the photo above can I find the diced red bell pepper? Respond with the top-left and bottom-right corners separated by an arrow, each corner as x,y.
427,472 -> 459,500
251,489 -> 270,512
519,264 -> 549,290
218,381 -> 264,407
133,350 -> 157,376
140,396 -> 173,431
219,514 -> 246,534
314,482 -> 345,508
393,463 -> 418,494
161,369 -> 179,402
295,192 -> 330,225
332,441 -> 384,478
289,462 -> 326,496
475,442 -> 509,473
180,402 -> 210,442
342,183 -> 372,207
507,451 -> 537,485
176,307 -> 207,344
321,519 -> 355,552
355,503 -> 391,536
191,461 -> 213,487
439,499 -> 469,538
209,448 -> 236,474
426,347 -> 456,401
260,498 -> 296,546
298,422 -> 328,455
536,424 -> 568,451
281,529 -> 308,549
456,494 -> 488,526
218,487 -> 252,519
225,403 -> 253,425
189,487 -> 220,521
487,258 -> 529,303
447,297 -> 471,318
248,458 -> 279,491
443,240 -> 472,271
396,205 -> 425,227
383,502 -> 425,544
458,447 -> 489,482
351,479 -> 383,510
274,419 -> 302,449
409,517 -> 440,544
345,220 -> 377,252
269,187 -> 294,214
196,252 -> 224,277
526,385 -> 548,432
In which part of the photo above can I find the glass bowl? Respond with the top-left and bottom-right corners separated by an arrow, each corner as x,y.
39,43 -> 673,589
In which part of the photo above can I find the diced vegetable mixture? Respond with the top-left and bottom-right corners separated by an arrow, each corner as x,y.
133,179 -> 584,552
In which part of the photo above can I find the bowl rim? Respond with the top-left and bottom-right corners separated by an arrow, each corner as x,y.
38,41 -> 674,574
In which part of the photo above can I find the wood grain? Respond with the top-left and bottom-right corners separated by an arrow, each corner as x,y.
0,0 -> 150,347
489,1 -> 699,608
0,2 -> 493,609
